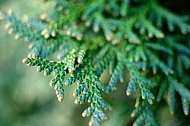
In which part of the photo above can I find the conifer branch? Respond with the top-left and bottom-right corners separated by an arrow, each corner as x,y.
1,0 -> 190,125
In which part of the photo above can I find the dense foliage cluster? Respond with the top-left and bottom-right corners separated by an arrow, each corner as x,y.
1,0 -> 190,125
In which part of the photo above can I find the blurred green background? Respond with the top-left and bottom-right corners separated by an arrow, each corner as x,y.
0,1 -> 188,126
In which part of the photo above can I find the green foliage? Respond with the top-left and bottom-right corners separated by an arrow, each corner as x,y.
1,0 -> 190,125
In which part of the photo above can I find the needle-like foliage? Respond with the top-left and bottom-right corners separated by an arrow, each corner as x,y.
1,0 -> 190,125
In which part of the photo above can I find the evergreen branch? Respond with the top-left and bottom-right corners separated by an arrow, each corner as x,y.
131,99 -> 159,126
135,17 -> 164,38
168,83 -> 176,114
145,49 -> 173,75
170,78 -> 190,100
126,67 -> 156,104
118,53 -> 156,104
151,4 -> 190,33
181,97 -> 189,116
156,79 -> 168,102
22,54 -> 67,102
108,55 -> 124,87
95,47 -> 115,77
73,62 -> 112,126
1,0 -> 190,125
145,42 -> 173,55
1,11 -> 47,41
